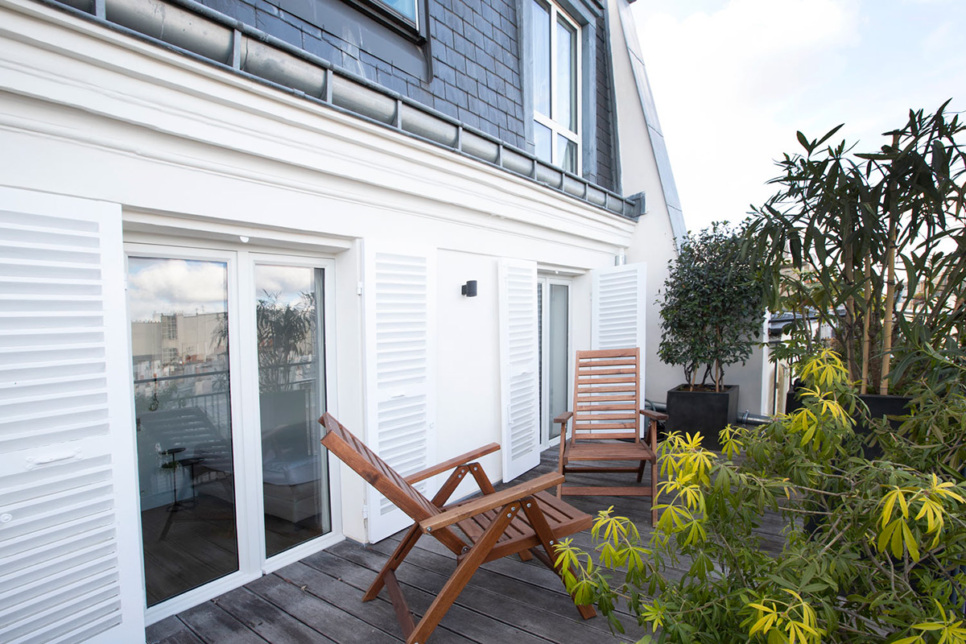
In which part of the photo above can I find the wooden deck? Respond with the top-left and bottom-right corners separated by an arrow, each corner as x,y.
148,445 -> 786,644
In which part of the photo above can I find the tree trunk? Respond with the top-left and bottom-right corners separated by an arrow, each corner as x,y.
861,257 -> 872,395
842,225 -> 857,383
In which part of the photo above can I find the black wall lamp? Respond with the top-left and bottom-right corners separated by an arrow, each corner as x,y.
461,280 -> 478,297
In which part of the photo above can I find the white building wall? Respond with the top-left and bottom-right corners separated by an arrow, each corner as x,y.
606,0 -> 681,406
435,251 -> 503,493
0,0 -> 644,519
607,0 -> 768,416
0,0 -> 681,628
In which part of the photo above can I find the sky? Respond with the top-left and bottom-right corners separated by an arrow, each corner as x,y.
629,0 -> 966,235
127,259 -> 314,321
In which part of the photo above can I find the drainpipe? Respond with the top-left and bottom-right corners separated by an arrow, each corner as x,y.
645,401 -> 772,426
738,411 -> 772,426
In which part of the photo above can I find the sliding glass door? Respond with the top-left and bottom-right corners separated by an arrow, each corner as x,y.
128,248 -> 333,612
254,264 -> 330,557
129,257 -> 239,607
537,277 -> 571,446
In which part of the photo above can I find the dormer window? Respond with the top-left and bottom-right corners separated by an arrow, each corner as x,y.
531,0 -> 580,174
339,0 -> 423,40
373,0 -> 417,27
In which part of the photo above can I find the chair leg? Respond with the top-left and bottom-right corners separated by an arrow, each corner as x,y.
522,497 -> 596,620
364,523 -> 422,602
635,459 -> 646,483
408,502 -> 523,644
556,460 -> 568,499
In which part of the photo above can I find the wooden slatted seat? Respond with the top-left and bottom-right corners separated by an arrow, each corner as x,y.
555,348 -> 667,524
319,412 -> 595,644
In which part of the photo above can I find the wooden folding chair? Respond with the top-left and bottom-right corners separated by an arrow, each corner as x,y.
555,348 -> 667,524
319,412 -> 595,644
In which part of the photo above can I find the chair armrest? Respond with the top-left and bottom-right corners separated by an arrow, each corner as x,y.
640,409 -> 664,451
419,472 -> 564,533
404,443 -> 501,485
556,411 -> 574,461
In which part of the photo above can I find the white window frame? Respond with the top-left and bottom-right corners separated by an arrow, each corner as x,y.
532,0 -> 583,174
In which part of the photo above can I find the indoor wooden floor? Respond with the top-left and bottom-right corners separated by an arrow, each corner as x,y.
141,493 -> 326,607
147,445 -> 786,644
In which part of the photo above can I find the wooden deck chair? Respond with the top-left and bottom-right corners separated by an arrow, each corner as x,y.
319,413 -> 596,644
555,348 -> 667,524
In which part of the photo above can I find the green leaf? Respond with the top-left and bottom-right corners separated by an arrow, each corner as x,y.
797,131 -> 811,153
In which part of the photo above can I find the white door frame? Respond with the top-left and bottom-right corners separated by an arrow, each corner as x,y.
125,241 -> 343,625
537,275 -> 572,448
248,252 -> 342,574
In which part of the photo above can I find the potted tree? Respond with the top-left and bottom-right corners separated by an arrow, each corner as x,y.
659,223 -> 765,447
746,102 -> 966,421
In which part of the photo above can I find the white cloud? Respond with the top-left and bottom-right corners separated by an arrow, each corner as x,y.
127,258 -> 228,321
126,261 -> 320,320
255,265 -> 317,308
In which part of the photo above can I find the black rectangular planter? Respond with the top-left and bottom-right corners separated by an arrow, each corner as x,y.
665,385 -> 739,450
857,394 -> 912,459
784,390 -> 912,458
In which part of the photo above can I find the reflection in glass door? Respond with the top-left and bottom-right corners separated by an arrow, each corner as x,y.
128,257 -> 239,607
255,265 -> 331,557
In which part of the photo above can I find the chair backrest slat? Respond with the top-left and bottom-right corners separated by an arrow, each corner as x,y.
571,348 -> 641,443
320,413 -> 439,521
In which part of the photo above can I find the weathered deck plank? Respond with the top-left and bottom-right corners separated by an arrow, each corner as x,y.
177,602 -> 269,643
246,572 -> 400,644
211,586 -> 335,644
155,444 -> 787,643
304,548 -> 543,644
145,615 -> 205,644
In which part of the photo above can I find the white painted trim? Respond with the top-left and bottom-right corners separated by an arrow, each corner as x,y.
0,0 -> 634,248
261,532 -> 346,575
123,211 -> 354,254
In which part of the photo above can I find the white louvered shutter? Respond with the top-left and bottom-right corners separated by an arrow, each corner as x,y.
362,244 -> 437,543
0,188 -> 144,643
592,263 -> 647,401
498,259 -> 540,482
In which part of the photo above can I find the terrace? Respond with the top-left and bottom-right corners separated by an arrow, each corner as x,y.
146,444 -> 785,644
